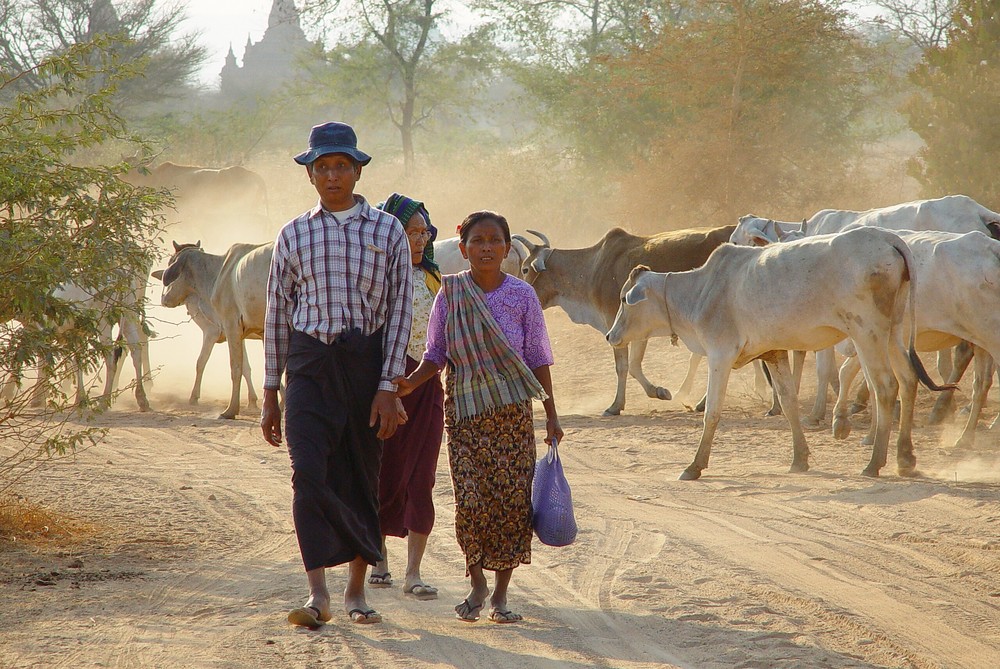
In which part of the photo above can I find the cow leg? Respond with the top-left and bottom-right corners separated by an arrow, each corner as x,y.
191,327 -> 218,405
849,382 -> 870,415
242,340 -> 258,411
628,339 -> 671,401
832,354 -> 862,440
98,324 -> 116,409
73,362 -> 85,409
28,361 -> 50,408
763,352 -> 810,473
603,345 -> 629,416
759,360 -> 782,416
806,347 -> 837,426
937,347 -> 954,382
888,341 -> 920,477
929,341 -> 974,424
681,357 -> 733,480
220,327 -> 244,419
854,341 -> 898,478
954,348 -> 993,451
118,317 -> 150,412
677,353 -> 702,401
753,358 -> 768,400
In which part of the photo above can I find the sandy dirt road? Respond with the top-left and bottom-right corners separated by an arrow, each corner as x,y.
2,310 -> 1000,668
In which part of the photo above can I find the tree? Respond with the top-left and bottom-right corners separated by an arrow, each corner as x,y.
870,0 -> 958,50
304,0 -> 492,176
0,0 -> 206,107
504,0 -> 888,225
903,0 -> 1000,206
1,37 -> 166,497
478,0 -> 686,64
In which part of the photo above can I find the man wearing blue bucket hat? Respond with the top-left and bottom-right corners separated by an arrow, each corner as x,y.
261,121 -> 413,628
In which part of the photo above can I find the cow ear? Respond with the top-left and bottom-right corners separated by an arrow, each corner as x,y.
624,284 -> 647,306
151,269 -> 164,280
196,239 -> 201,248
172,240 -> 180,252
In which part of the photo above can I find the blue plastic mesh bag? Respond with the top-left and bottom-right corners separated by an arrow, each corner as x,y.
531,440 -> 577,547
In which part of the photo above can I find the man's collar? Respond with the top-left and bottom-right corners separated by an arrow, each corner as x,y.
309,195 -> 374,222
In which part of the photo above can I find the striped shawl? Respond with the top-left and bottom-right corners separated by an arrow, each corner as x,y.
444,272 -> 547,421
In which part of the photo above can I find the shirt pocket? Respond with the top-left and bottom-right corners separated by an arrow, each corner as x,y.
357,238 -> 388,302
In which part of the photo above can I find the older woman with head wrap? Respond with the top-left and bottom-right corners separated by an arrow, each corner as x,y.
367,193 -> 444,600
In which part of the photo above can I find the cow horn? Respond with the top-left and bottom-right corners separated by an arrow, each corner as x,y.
511,234 -> 534,252
526,229 -> 551,247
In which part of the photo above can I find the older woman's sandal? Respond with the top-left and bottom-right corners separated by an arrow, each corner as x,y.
368,571 -> 392,588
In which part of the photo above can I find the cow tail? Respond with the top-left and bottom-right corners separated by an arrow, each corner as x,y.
890,236 -> 957,392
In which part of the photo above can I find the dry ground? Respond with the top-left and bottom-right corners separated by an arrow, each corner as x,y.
2,310 -> 1000,668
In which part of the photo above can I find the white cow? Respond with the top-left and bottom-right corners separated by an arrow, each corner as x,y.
606,227 -> 950,480
806,194 -> 1000,237
155,242 -> 271,419
828,230 -> 1000,451
434,235 -> 527,276
732,197 -> 1000,417
151,242 -> 258,409
9,279 -> 152,411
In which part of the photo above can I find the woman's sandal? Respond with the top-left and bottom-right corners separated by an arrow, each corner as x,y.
488,608 -> 523,624
368,571 -> 392,588
404,583 -> 439,601
454,598 -> 485,622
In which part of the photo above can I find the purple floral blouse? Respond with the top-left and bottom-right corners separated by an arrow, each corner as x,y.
423,274 -> 554,370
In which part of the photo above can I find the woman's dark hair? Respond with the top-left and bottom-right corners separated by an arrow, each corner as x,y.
458,210 -> 510,244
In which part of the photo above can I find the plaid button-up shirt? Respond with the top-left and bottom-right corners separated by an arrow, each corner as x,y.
263,196 -> 413,392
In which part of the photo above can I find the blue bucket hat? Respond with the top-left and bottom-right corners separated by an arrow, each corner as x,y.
293,121 -> 372,166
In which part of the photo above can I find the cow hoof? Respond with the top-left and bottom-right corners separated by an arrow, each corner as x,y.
602,407 -> 622,417
832,417 -> 851,440
679,468 -> 702,481
189,398 -> 199,406
788,461 -> 809,473
138,403 -> 150,413
654,387 -> 672,401
802,416 -> 824,430
861,434 -> 874,447
848,403 -> 867,416
764,407 -> 782,417
247,402 -> 259,411
218,412 -> 237,420
898,465 -> 919,478
861,466 -> 881,478
953,435 -> 975,451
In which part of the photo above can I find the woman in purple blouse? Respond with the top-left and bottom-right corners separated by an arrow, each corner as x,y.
396,210 -> 563,624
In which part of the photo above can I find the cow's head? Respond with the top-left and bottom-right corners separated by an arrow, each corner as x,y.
606,265 -> 668,347
777,220 -> 807,243
731,215 -> 781,246
151,247 -> 200,308
511,229 -> 556,304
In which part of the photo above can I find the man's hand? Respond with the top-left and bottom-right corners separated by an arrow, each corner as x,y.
370,390 -> 400,439
260,389 -> 283,447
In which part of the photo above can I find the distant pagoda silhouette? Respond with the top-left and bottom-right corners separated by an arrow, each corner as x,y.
219,0 -> 313,98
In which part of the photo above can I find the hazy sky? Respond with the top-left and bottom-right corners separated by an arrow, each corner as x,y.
182,0 -> 882,88
183,0 -> 273,87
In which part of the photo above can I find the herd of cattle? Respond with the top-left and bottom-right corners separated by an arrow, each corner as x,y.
6,185 -> 1000,482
